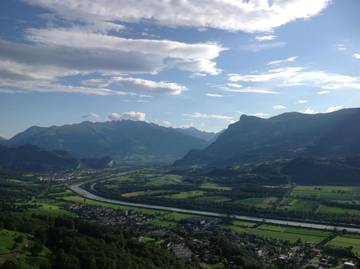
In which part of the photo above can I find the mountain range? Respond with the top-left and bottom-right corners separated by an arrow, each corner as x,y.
175,108 -> 360,166
0,144 -> 114,172
8,120 -> 208,163
0,144 -> 78,172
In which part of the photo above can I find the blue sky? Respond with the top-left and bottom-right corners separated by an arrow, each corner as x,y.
1,0 -> 360,138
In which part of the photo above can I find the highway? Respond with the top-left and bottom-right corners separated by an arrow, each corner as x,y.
70,180 -> 360,234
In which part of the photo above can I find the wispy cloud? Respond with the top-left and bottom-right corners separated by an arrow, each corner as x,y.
336,44 -> 347,51
267,56 -> 298,66
273,105 -> 287,110
26,0 -> 331,32
108,111 -> 146,121
184,112 -> 233,121
82,112 -> 100,121
229,66 -> 360,91
206,93 -> 223,97
304,108 -> 317,114
252,113 -> 270,118
354,53 -> 360,60
240,41 -> 286,52
255,35 -> 276,42
216,83 -> 279,94
111,77 -> 187,95
326,105 -> 343,113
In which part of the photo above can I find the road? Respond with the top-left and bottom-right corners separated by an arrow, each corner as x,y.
70,180 -> 360,234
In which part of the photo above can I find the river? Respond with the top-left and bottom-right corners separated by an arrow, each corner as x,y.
70,181 -> 360,234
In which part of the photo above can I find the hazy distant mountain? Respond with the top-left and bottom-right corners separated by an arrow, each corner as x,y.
0,144 -> 78,172
175,108 -> 360,166
174,127 -> 217,142
0,136 -> 6,144
9,120 -> 207,163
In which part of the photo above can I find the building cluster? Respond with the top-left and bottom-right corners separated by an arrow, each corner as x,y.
67,202 -> 359,269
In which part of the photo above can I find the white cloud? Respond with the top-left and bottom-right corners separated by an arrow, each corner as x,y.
226,83 -> 243,89
0,28 -> 221,94
206,93 -> 223,97
304,108 -> 317,114
336,44 -> 347,51
162,120 -> 171,126
240,41 -> 286,52
229,66 -> 360,91
252,113 -> 270,118
219,85 -> 279,94
326,105 -> 343,113
267,56 -> 298,66
255,35 -> 276,42
354,53 -> 360,60
108,112 -> 146,121
297,100 -> 308,104
26,28 -> 225,76
82,112 -> 100,121
273,105 -> 287,110
111,77 -> 187,95
26,0 -> 330,32
184,112 -> 233,121
317,90 -> 330,95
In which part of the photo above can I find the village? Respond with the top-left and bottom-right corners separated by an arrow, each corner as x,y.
68,203 -> 359,269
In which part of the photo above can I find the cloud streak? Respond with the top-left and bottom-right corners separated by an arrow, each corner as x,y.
26,0 -> 331,32
184,112 -> 233,121
229,66 -> 360,91
108,112 -> 146,121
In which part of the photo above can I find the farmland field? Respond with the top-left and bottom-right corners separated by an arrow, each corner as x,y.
291,186 -> 360,201
89,171 -> 360,227
232,197 -> 279,209
327,235 -> 360,255
165,190 -> 205,199
224,223 -> 331,244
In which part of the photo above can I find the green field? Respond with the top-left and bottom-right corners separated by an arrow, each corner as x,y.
0,229 -> 50,267
292,186 -> 360,201
232,220 -> 257,228
165,190 -> 205,199
327,235 -> 360,255
316,205 -> 360,217
232,197 -> 279,209
200,182 -> 232,191
279,198 -> 320,213
146,175 -> 182,186
225,223 -> 331,244
195,196 -> 231,203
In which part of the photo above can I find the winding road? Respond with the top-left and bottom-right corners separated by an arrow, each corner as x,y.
70,178 -> 360,234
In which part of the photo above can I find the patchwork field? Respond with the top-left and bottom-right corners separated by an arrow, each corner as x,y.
291,186 -> 360,201
232,197 -> 279,209
165,190 -> 205,199
224,222 -> 331,244
327,235 -> 360,255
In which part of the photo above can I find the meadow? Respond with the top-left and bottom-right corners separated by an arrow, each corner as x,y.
0,229 -> 50,268
327,235 -> 360,255
224,222 -> 331,244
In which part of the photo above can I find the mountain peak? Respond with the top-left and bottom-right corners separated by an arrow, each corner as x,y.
175,108 -> 360,166
8,120 -> 207,164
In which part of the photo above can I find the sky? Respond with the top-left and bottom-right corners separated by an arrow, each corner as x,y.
1,0 -> 360,138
